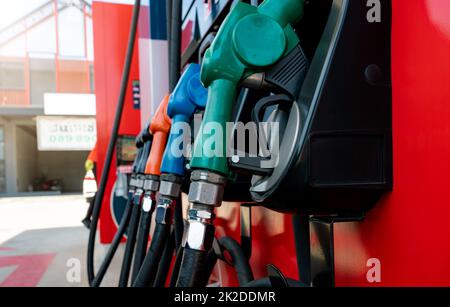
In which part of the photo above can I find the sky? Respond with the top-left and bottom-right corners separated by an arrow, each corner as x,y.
0,0 -> 49,30
0,0 -> 93,31
0,0 -> 94,59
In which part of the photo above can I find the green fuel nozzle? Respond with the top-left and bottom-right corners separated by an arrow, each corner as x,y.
177,1 -> 305,287
190,0 -> 304,176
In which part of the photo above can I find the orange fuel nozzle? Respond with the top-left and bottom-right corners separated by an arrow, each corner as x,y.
145,95 -> 172,176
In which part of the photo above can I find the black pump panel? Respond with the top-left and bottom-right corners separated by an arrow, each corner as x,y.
250,0 -> 393,215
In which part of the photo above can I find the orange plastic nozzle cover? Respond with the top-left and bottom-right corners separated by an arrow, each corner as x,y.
145,95 -> 172,176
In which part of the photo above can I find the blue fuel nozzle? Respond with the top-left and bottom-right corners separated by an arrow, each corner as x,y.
160,64 -> 207,176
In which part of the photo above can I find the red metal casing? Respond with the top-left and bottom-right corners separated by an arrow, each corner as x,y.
92,1 -> 141,243
333,0 -> 450,286
91,0 -> 450,285
211,0 -> 450,286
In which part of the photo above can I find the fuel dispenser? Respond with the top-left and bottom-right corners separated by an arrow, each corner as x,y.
90,128 -> 152,287
132,95 -> 172,287
88,0 -> 394,288
241,0 -> 393,216
92,94 -> 172,287
90,0 -> 142,245
177,0 -> 309,287
118,129 -> 154,287
132,64 -> 208,287
176,0 -> 392,287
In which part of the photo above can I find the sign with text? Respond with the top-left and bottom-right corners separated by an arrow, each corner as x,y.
36,117 -> 97,151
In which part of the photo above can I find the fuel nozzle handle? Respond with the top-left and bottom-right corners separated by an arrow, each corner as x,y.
135,122 -> 152,148
131,146 -> 144,175
132,97 -> 172,287
144,95 -> 172,176
160,64 -> 207,177
190,0 -> 304,176
133,125 -> 153,173
137,136 -> 152,175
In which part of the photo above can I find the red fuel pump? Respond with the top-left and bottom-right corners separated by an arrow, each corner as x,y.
92,0 -> 142,244
88,0 -> 450,288
184,0 -> 450,287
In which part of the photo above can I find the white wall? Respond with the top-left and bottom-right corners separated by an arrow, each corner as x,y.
30,58 -> 56,106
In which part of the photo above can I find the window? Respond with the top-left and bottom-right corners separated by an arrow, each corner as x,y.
0,61 -> 25,90
29,58 -> 56,105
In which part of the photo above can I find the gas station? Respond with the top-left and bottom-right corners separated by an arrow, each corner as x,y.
1,0 -> 450,295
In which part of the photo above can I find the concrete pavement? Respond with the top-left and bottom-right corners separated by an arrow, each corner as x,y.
0,194 -> 122,287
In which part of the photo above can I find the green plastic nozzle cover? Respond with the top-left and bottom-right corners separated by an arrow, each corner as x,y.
190,0 -> 304,176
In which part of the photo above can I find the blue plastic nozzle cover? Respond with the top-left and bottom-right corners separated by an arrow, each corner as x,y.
160,64 -> 207,176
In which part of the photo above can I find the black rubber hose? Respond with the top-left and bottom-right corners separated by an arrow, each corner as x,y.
166,0 -> 172,57
118,201 -> 142,287
87,0 -> 141,285
243,277 -> 308,288
169,247 -> 184,287
136,142 -> 152,175
174,195 -> 183,250
130,207 -> 153,282
292,214 -> 311,285
133,147 -> 144,172
153,230 -> 176,287
90,198 -> 133,287
90,145 -> 142,287
176,248 -> 208,287
169,0 -> 184,252
202,248 -> 218,285
132,223 -> 171,287
196,237 -> 255,286
81,195 -> 95,229
128,141 -> 152,282
218,237 -> 254,285
242,277 -> 273,287
169,0 -> 181,91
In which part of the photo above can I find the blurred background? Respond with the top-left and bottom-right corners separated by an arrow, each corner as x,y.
0,0 -> 99,287
0,0 -> 95,195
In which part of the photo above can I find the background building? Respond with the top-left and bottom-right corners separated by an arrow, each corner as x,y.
0,0 -> 96,194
